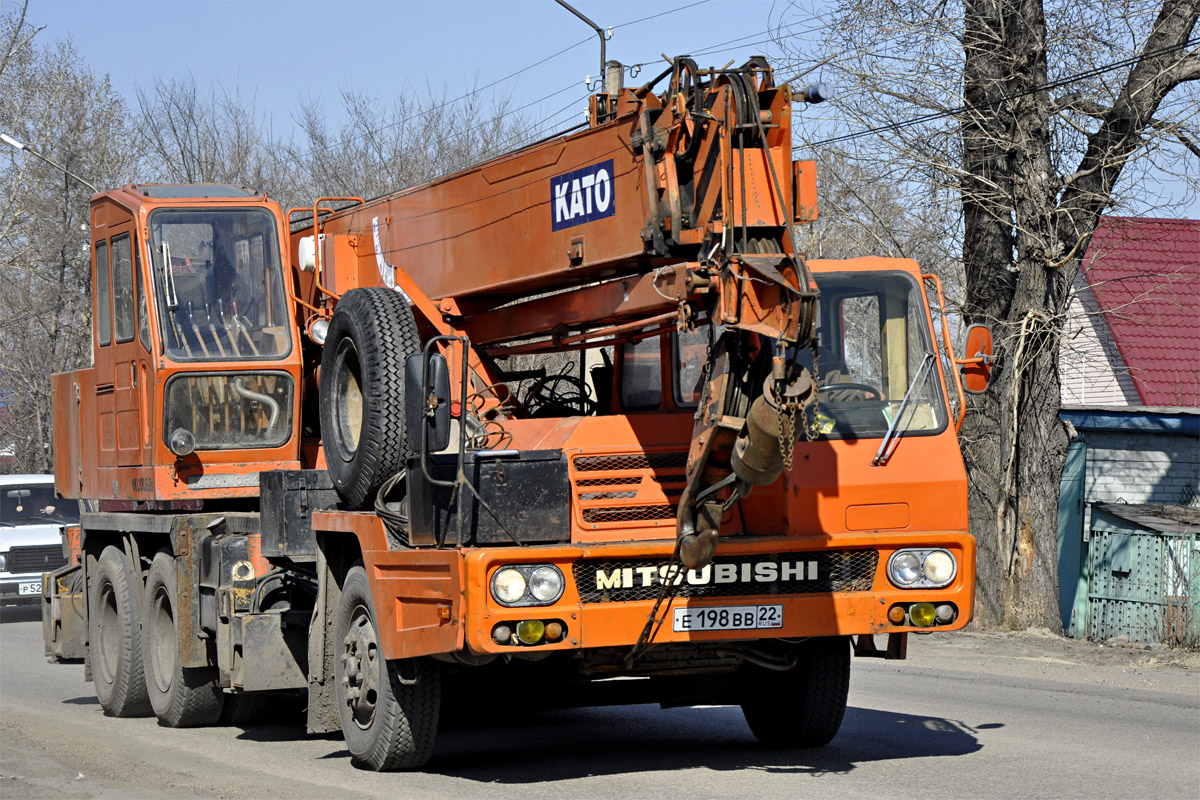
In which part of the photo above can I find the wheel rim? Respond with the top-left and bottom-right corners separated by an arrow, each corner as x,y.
342,604 -> 381,730
97,581 -> 120,683
149,584 -> 176,693
332,339 -> 364,461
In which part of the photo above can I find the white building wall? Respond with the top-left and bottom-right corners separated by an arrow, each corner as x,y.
1060,283 -> 1141,406
1079,427 -> 1200,535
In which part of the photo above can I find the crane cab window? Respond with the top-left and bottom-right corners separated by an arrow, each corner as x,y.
620,328 -> 708,412
620,336 -> 662,410
149,208 -> 290,362
95,240 -> 111,346
803,271 -> 948,439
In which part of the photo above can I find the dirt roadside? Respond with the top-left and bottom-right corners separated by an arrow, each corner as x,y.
901,627 -> 1200,695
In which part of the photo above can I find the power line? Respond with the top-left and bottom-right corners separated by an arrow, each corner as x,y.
324,1 -> 716,153
811,38 -> 1199,147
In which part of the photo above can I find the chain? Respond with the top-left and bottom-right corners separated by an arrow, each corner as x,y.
777,341 -> 820,472
805,341 -> 821,442
779,399 -> 798,472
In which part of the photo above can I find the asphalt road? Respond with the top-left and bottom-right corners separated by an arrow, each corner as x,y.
2,604 -> 1198,800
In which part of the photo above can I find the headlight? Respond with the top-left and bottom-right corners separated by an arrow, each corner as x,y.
0,553 -> 7,571
490,564 -> 565,607
492,568 -> 527,604
887,548 -> 957,589
890,552 -> 922,585
923,551 -> 956,585
528,566 -> 564,603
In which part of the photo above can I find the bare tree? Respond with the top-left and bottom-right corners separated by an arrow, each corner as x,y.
775,0 -> 1199,628
285,85 -> 531,204
134,75 -> 298,203
0,0 -> 140,472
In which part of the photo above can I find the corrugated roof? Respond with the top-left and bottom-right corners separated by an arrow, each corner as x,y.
1080,217 -> 1200,407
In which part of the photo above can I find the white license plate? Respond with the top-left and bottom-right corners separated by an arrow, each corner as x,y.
18,580 -> 41,596
673,604 -> 783,632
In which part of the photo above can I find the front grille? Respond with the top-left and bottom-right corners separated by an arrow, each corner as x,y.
574,550 -> 879,603
6,544 -> 66,574
582,504 -> 676,523
572,451 -> 688,529
574,452 -> 689,472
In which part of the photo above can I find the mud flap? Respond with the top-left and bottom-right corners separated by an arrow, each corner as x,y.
233,613 -> 308,692
306,548 -> 342,734
853,632 -> 907,660
42,563 -> 87,662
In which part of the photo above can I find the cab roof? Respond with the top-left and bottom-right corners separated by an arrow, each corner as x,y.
132,184 -> 259,199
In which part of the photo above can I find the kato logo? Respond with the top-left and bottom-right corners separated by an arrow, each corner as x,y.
551,159 -> 615,231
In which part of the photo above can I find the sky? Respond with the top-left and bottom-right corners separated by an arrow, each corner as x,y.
15,0 -> 1196,217
21,0 -> 811,144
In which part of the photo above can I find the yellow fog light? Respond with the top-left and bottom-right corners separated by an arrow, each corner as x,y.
515,619 -> 545,645
910,602 -> 936,628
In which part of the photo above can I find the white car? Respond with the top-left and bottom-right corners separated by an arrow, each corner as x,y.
0,475 -> 77,606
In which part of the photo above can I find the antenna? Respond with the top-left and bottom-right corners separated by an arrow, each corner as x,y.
555,0 -> 609,84
1,132 -> 98,193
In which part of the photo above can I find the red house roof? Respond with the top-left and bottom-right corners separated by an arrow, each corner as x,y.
1080,217 -> 1200,407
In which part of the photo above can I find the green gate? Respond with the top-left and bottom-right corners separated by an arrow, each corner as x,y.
1087,504 -> 1200,646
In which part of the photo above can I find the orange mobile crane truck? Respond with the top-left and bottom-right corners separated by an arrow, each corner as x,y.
42,56 -> 994,770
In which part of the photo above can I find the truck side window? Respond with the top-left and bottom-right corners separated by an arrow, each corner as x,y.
112,233 -> 135,343
95,240 -> 111,347
620,335 -> 662,410
672,328 -> 708,408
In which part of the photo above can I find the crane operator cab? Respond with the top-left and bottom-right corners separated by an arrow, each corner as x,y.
53,184 -> 303,503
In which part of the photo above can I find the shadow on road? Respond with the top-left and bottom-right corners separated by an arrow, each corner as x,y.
230,701 -> 989,778
0,606 -> 41,624
425,704 -> 988,780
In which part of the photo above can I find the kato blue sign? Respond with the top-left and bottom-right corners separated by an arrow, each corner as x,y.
551,159 -> 615,231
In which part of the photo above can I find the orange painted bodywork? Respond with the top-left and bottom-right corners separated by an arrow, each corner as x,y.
53,186 -> 304,504
312,254 -> 977,661
54,61 -> 975,675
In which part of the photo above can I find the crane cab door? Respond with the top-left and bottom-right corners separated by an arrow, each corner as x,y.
92,204 -> 147,470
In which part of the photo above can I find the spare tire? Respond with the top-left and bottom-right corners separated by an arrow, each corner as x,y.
320,288 -> 420,508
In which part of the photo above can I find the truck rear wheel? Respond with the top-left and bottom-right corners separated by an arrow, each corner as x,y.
738,636 -> 851,747
90,545 -> 152,717
335,565 -> 440,770
320,288 -> 420,509
142,552 -> 225,727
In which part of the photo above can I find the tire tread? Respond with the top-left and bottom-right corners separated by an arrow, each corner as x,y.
321,288 -> 420,508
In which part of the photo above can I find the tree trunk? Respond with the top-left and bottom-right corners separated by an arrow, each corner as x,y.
960,0 -> 1198,627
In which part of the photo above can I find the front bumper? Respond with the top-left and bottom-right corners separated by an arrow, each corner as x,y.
456,532 -> 976,655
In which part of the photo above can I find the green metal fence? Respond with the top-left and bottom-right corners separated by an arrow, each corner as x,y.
1087,504 -> 1200,647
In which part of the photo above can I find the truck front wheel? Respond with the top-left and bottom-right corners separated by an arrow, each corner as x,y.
334,565 -> 440,770
90,546 -> 152,717
142,552 -> 225,727
738,636 -> 851,747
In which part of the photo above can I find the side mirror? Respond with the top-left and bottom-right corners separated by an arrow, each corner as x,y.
405,353 -> 451,455
961,324 -> 994,393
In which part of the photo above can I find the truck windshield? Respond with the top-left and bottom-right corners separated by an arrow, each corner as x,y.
1,484 -> 79,526
149,209 -> 290,361
801,271 -> 948,440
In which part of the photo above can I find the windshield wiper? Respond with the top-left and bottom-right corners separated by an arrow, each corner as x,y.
872,353 -> 934,466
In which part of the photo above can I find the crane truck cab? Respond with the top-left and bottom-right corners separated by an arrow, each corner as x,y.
43,56 -> 991,771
